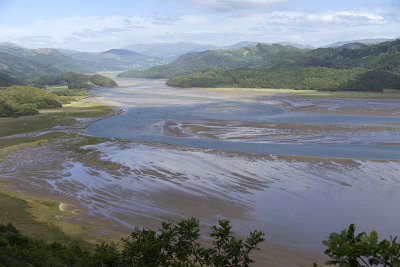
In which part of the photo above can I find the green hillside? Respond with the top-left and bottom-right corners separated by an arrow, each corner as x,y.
0,71 -> 23,87
166,67 -> 400,92
264,39 -> 400,73
118,43 -> 303,78
0,45 -> 89,75
0,85 -> 64,117
63,49 -> 168,72
123,42 -> 219,60
25,72 -> 118,90
171,43 -> 301,69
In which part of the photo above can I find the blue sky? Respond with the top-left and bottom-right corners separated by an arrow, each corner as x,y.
0,0 -> 399,51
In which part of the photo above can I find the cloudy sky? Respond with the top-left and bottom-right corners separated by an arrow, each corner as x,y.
0,0 -> 399,51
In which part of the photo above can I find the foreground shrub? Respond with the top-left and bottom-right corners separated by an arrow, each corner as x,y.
322,224 -> 400,266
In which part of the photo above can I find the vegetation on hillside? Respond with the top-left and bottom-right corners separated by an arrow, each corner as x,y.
118,43 -> 303,79
123,39 -> 400,92
0,71 -> 23,87
170,43 -> 301,70
24,72 -> 118,90
64,49 -> 167,72
0,46 -> 89,75
0,219 -> 264,267
264,39 -> 400,73
0,85 -> 66,117
166,67 -> 400,92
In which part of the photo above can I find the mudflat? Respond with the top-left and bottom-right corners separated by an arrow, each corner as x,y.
1,78 -> 400,266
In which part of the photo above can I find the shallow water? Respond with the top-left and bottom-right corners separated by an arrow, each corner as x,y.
88,79 -> 400,159
2,78 -> 400,265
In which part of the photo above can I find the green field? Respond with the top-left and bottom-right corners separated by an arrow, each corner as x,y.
0,100 -> 112,137
0,96 -> 115,247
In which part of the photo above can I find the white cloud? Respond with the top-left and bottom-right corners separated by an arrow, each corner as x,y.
0,8 -> 398,51
165,0 -> 288,13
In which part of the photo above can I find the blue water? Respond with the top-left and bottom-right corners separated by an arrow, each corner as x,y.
87,80 -> 400,160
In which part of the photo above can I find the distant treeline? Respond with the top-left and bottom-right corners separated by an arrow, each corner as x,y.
166,67 -> 400,92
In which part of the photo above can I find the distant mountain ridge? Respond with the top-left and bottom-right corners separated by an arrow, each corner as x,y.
123,42 -> 219,60
263,39 -> 400,72
59,49 -> 167,72
164,38 -> 400,92
122,41 -> 312,60
118,43 -> 303,78
323,38 -> 393,48
0,46 -> 88,76
101,49 -> 145,57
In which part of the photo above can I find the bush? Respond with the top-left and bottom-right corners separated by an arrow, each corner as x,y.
322,224 -> 400,266
0,219 -> 265,267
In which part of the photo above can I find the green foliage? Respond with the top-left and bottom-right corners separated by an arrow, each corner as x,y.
0,85 -> 63,117
0,46 -> 89,76
90,74 -> 118,87
94,218 -> 264,267
0,71 -> 23,87
24,72 -> 118,90
0,223 -> 92,267
323,224 -> 400,266
52,89 -> 93,97
119,43 -> 302,79
0,219 -> 264,267
166,67 -> 400,92
264,39 -> 400,73
338,70 -> 400,92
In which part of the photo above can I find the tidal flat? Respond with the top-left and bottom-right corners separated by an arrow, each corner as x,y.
1,78 -> 400,266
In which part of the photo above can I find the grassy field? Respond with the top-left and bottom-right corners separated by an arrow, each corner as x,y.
0,100 -> 112,137
0,97 -> 115,246
179,87 -> 400,99
0,190 -> 94,248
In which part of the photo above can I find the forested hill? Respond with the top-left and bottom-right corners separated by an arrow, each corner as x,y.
166,67 -> 400,92
264,39 -> 400,73
0,45 -> 89,75
0,71 -> 24,87
0,44 -> 167,76
118,43 -> 304,78
170,43 -> 302,69
64,49 -> 167,72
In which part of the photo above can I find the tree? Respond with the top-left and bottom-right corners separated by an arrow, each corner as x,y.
322,224 -> 400,267
95,218 -> 265,267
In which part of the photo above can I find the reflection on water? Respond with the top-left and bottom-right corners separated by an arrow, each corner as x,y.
2,78 -> 400,265
88,79 -> 400,160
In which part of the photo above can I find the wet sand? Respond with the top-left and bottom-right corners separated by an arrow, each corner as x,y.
1,78 -> 400,266
163,119 -> 400,145
2,135 -> 400,265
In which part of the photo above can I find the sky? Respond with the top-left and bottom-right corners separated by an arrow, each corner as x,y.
0,0 -> 399,51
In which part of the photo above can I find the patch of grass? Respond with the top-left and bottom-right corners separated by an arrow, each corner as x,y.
44,85 -> 69,91
0,190 -> 91,248
383,88 -> 400,93
0,139 -> 47,158
0,100 -> 112,137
